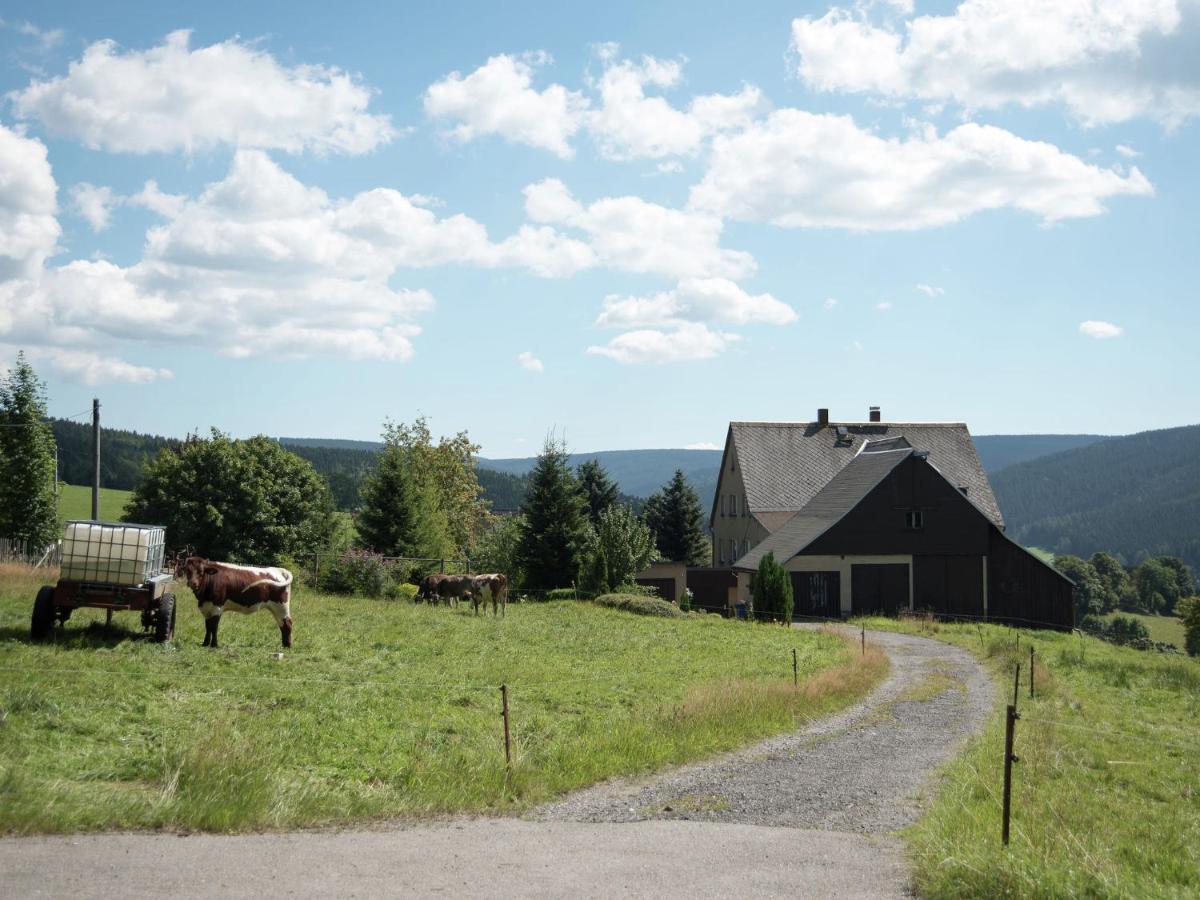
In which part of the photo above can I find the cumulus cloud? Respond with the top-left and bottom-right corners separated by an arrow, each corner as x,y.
689,111 -> 1153,230
524,178 -> 754,279
424,52 -> 588,158
70,183 -> 117,232
0,123 -> 59,280
1079,319 -> 1123,338
791,0 -> 1200,128
422,46 -> 764,160
915,283 -> 944,297
516,350 -> 544,372
586,322 -> 738,364
587,48 -> 764,160
595,277 -> 795,329
10,30 -> 395,154
1115,144 -> 1142,158
823,297 -> 839,309
875,300 -> 892,310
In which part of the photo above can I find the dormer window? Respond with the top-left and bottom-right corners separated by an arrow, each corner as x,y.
906,510 -> 925,530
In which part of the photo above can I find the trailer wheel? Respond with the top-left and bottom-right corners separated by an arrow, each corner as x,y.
31,586 -> 56,641
154,592 -> 176,643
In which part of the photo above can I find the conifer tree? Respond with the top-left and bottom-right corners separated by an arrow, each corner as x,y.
577,459 -> 620,526
643,469 -> 708,565
517,435 -> 589,589
357,440 -> 453,560
0,353 -> 58,547
753,551 -> 794,623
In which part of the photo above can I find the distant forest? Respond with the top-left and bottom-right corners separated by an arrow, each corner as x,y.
991,424 -> 1200,575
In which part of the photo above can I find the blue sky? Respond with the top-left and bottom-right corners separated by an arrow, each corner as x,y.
0,0 -> 1196,455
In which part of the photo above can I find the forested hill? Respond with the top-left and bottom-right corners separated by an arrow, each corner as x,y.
479,449 -> 723,503
991,425 -> 1200,573
972,434 -> 1107,472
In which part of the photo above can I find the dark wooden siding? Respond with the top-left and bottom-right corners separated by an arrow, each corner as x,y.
635,577 -> 675,602
915,555 -> 984,616
987,532 -> 1074,629
851,563 -> 909,616
804,455 -> 990,558
790,571 -> 840,618
686,568 -> 736,615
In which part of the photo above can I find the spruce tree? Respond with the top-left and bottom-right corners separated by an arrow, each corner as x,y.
356,443 -> 420,556
577,459 -> 620,526
517,435 -> 589,589
644,469 -> 708,565
754,552 -> 793,623
0,353 -> 58,547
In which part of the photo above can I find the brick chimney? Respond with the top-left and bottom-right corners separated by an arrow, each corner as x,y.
869,406 -> 881,422
817,408 -> 830,426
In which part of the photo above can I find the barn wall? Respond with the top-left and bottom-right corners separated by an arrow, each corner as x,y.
805,456 -> 991,558
686,567 -> 737,615
987,531 -> 1075,630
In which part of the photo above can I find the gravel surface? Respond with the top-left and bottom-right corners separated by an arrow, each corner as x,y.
534,627 -> 994,832
0,627 -> 991,900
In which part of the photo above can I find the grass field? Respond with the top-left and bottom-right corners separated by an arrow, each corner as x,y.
0,564 -> 886,834
57,483 -> 132,522
1102,610 -> 1186,648
854,614 -> 1199,899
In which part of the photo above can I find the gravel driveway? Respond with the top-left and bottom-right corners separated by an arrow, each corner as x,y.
0,627 -> 992,900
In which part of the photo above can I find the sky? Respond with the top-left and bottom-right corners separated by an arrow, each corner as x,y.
0,0 -> 1197,456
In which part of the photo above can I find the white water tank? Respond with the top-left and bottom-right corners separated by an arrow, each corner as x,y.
60,521 -> 166,586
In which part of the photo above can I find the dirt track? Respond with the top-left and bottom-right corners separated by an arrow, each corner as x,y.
0,628 -> 992,899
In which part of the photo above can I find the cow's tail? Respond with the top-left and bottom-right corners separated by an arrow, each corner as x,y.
243,568 -> 294,591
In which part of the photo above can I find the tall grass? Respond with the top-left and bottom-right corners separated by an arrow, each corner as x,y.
0,566 -> 885,833
855,616 -> 1199,899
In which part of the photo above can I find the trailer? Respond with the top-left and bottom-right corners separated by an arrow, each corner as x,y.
31,520 -> 175,643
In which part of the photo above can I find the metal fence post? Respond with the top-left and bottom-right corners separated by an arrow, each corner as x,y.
792,648 -> 798,687
500,684 -> 512,768
1002,703 -> 1020,845
1029,646 -> 1035,700
1012,662 -> 1020,709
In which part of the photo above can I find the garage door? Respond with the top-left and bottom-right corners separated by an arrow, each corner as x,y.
790,571 -> 841,619
851,564 -> 909,616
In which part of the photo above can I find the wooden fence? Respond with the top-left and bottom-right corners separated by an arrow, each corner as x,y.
0,538 -> 61,567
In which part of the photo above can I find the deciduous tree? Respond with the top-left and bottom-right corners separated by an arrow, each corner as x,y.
588,504 -> 655,592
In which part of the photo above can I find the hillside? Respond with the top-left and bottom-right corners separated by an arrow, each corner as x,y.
972,434 -> 1107,472
991,424 -> 1200,573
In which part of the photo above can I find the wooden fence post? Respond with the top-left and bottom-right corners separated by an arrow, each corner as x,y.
500,684 -> 511,768
792,648 -> 798,687
1012,661 -> 1020,709
1002,703 -> 1020,845
1029,646 -> 1035,700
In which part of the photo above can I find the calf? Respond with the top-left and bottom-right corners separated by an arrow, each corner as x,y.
175,556 -> 294,649
471,573 -> 508,617
435,574 -> 475,607
417,573 -> 447,603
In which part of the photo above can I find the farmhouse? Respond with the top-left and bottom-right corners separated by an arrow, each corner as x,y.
706,408 -> 1074,628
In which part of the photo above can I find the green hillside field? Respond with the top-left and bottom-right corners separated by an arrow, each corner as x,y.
57,483 -> 132,523
1102,610 -> 1187,648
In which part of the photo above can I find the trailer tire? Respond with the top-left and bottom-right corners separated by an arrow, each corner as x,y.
31,586 -> 56,641
154,592 -> 176,643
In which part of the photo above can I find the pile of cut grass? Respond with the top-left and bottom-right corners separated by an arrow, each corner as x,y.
855,615 -> 1199,899
0,568 -> 886,833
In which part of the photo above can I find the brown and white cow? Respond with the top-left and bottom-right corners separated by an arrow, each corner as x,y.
175,556 -> 294,648
435,574 -> 475,607
471,573 -> 508,617
417,573 -> 447,603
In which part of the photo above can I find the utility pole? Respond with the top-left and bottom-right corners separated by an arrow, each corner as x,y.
91,398 -> 100,520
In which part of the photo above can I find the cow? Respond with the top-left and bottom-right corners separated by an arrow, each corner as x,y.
471,573 -> 508,617
174,556 -> 294,649
435,574 -> 475,608
417,573 -> 447,604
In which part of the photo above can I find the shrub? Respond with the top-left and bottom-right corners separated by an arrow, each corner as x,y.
385,582 -> 419,603
1178,595 -> 1200,657
1106,615 -> 1151,646
680,587 -> 693,612
753,551 -> 793,623
319,548 -> 393,598
594,593 -> 681,618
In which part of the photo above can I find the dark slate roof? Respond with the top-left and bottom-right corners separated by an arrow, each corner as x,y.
726,420 -> 1003,528
734,447 -> 913,571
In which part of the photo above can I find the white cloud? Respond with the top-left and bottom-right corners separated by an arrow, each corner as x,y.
11,21 -> 64,50
524,178 -> 754,279
791,1 -> 1200,129
689,110 -> 1153,230
424,52 -> 588,158
914,283 -> 944,297
70,183 -> 117,232
853,340 -> 864,351
586,322 -> 738,364
587,50 -> 764,160
1079,319 -> 1123,338
11,30 -> 395,154
128,180 -> 185,218
0,123 -> 59,280
422,47 -> 765,160
595,277 -> 795,329
875,300 -> 892,310
1115,144 -> 1142,158
655,160 -> 684,174
516,350 -> 544,373
823,297 -> 839,309
685,441 -> 721,450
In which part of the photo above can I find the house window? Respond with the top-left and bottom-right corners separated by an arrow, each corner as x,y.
730,494 -> 737,516
906,510 -> 925,530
